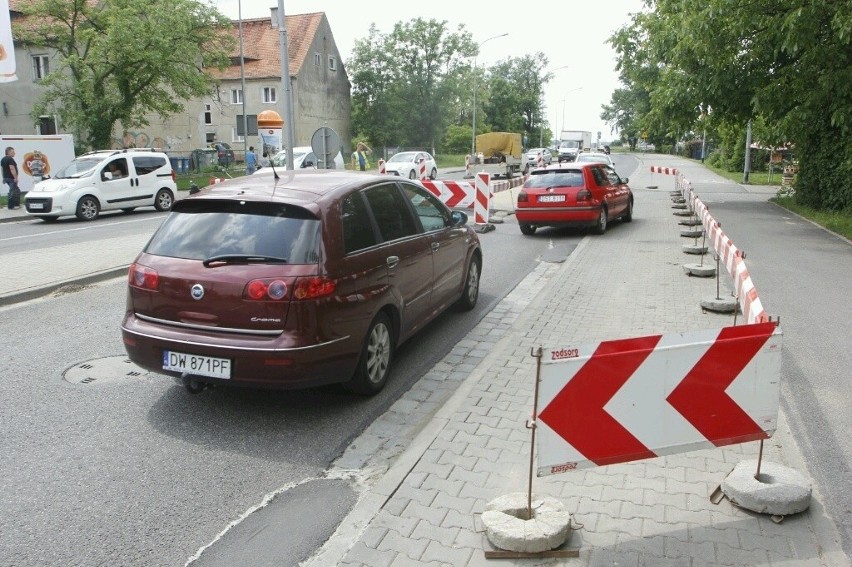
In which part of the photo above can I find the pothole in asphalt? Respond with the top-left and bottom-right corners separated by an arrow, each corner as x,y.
63,355 -> 151,386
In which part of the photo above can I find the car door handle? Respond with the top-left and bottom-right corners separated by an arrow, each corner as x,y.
386,256 -> 399,268
431,242 -> 439,251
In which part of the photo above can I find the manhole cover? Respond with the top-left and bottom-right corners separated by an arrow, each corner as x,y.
64,356 -> 151,385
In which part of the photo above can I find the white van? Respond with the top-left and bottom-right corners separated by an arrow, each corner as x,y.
24,148 -> 177,221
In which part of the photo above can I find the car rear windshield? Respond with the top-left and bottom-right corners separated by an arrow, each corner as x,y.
526,170 -> 584,188
144,200 -> 322,264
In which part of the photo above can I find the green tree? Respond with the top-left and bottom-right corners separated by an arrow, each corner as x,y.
15,0 -> 234,151
484,53 -> 551,145
609,0 -> 852,210
348,18 -> 476,151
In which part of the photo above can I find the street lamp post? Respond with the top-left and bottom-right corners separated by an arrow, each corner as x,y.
471,33 -> 508,161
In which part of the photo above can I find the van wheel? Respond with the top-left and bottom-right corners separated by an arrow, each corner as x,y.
344,312 -> 393,395
76,196 -> 100,221
154,189 -> 174,211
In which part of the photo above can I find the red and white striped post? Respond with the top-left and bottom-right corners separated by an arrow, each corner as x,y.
537,152 -> 545,168
378,158 -> 386,174
473,172 -> 495,233
419,157 -> 427,180
464,154 -> 471,178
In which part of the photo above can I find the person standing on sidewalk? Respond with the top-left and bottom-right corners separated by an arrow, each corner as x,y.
1,146 -> 21,209
245,146 -> 257,175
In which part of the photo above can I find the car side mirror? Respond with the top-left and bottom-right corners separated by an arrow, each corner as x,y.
452,210 -> 468,226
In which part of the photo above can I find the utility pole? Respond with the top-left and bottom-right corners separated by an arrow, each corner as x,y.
743,119 -> 752,184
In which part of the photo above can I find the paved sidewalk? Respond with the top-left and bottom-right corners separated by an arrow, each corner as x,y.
305,158 -> 849,566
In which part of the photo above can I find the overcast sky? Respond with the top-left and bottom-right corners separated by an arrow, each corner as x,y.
213,0 -> 647,144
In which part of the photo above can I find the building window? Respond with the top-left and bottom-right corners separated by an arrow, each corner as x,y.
314,53 -> 321,66
206,133 -> 216,144
38,116 -> 57,135
32,55 -> 49,80
262,87 -> 277,104
231,128 -> 244,143
230,89 -> 243,104
204,104 -> 212,125
328,56 -> 337,71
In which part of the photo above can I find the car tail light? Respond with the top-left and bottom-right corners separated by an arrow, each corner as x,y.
293,276 -> 336,300
245,279 -> 288,301
171,170 -> 176,183
577,189 -> 592,201
517,191 -> 529,203
128,263 -> 159,291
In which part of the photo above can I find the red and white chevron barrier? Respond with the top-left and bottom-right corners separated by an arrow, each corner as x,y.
537,322 -> 782,475
651,166 -> 678,175
474,172 -> 490,225
419,158 -> 427,180
676,173 -> 768,324
378,158 -> 386,174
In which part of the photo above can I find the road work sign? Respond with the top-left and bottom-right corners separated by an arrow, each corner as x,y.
536,322 -> 782,477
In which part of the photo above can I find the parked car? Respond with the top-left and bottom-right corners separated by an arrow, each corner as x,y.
24,148 -> 177,222
514,162 -> 633,235
121,171 -> 482,395
269,146 -> 345,170
384,151 -> 438,180
525,148 -> 553,168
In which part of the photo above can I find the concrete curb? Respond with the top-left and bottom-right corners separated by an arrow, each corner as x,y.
0,265 -> 129,307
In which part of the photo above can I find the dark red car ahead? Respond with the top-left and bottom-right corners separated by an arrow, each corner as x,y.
121,170 -> 482,395
514,161 -> 633,235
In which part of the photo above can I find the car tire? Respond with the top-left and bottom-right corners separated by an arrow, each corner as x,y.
456,254 -> 481,311
408,169 -> 417,180
345,312 -> 394,395
593,206 -> 608,234
154,189 -> 174,212
519,223 -> 536,235
76,195 -> 100,221
430,167 -> 437,180
622,197 -> 633,222
121,208 -> 136,214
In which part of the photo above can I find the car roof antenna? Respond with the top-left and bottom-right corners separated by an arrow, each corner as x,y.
269,159 -> 280,182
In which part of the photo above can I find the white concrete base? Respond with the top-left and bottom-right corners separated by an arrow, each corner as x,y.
672,204 -> 688,209
681,229 -> 704,238
482,493 -> 571,553
683,244 -> 709,255
678,219 -> 702,226
673,210 -> 693,217
721,460 -> 812,516
700,296 -> 738,312
683,263 -> 716,277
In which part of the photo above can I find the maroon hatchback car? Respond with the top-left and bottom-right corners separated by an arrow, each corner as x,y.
121,169 -> 482,395
514,162 -> 633,235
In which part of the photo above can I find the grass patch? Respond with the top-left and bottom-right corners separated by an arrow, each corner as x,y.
702,163 -> 783,186
771,196 -> 852,240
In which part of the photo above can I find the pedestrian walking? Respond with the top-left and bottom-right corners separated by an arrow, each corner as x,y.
1,146 -> 21,209
245,146 -> 257,175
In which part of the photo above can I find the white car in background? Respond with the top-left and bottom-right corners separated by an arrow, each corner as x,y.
269,146 -> 344,170
384,151 -> 438,180
575,152 -> 616,169
525,147 -> 553,168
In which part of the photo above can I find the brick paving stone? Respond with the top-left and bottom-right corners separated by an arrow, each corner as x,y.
377,527 -> 429,558
431,491 -> 477,515
341,542 -> 397,567
714,541 -> 771,565
411,521 -> 460,547
372,511 -> 419,537
395,485 -> 438,508
403,501 -> 448,527
419,540 -> 473,566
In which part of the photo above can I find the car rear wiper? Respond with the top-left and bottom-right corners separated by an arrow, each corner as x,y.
203,254 -> 288,267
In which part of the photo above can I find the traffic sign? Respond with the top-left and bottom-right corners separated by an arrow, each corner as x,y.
310,127 -> 341,169
536,323 -> 782,476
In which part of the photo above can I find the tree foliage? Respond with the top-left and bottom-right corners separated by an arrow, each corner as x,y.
348,19 -> 553,153
606,0 -> 852,210
15,0 -> 234,150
